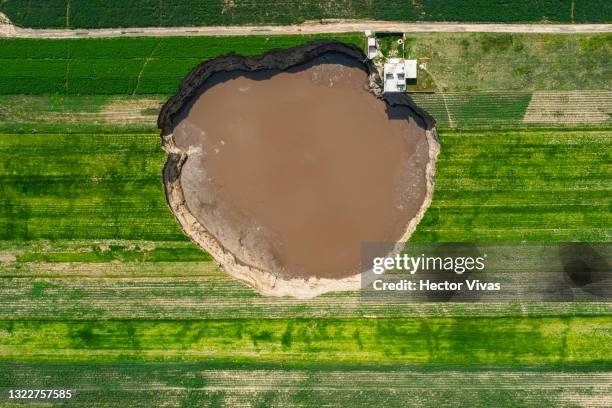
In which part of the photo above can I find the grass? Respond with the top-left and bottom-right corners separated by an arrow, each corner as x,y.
2,362 -> 609,407
0,31 -> 609,406
0,95 -> 165,134
375,33 -> 405,59
0,129 -> 608,242
1,247 -> 610,319
2,92 -> 610,133
413,90 -> 612,128
0,34 -> 364,95
0,34 -> 610,132
1,33 -> 610,95
0,317 -> 609,365
411,91 -> 534,128
0,133 -> 183,241
15,245 -> 211,263
0,129 -> 608,321
413,129 -> 612,242
407,33 -> 612,92
3,1 -> 609,29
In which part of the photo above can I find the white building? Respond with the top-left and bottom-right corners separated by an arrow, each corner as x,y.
367,37 -> 379,59
383,58 -> 417,93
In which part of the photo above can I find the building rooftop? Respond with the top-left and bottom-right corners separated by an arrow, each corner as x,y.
367,37 -> 378,59
383,59 -> 417,93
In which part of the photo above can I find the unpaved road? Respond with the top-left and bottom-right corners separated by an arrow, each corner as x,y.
1,20 -> 611,38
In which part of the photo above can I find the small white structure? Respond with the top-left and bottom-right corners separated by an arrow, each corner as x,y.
404,59 -> 417,80
367,37 -> 379,59
383,58 -> 418,93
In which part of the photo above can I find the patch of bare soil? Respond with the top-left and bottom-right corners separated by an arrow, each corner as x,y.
523,91 -> 612,125
0,12 -> 16,36
160,41 -> 439,297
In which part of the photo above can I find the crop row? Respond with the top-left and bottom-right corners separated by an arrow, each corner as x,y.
0,317 -> 610,364
411,92 -> 532,128
413,90 -> 612,128
407,33 -> 611,92
0,130 -> 609,242
0,128 -> 608,319
2,92 -> 610,133
1,273 -> 611,319
1,33 -> 610,95
2,362 -> 609,407
0,35 -> 366,59
1,239 -> 610,320
0,132 -> 183,241
0,34 -> 363,95
3,1 -> 609,28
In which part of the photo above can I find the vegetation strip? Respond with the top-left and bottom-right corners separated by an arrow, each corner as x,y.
0,317 -> 609,364
1,33 -> 610,96
2,92 -> 610,133
1,0 -> 610,28
1,362 -> 610,407
0,35 -> 364,95
0,129 -> 608,242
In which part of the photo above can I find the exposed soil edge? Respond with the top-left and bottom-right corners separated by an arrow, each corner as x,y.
0,12 -> 16,36
159,40 -> 440,298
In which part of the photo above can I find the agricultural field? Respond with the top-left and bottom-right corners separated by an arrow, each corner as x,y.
2,362 -> 609,407
406,33 -> 611,91
1,33 -> 610,131
0,32 -> 610,405
0,34 -> 365,95
0,128 -> 609,324
0,317 -> 610,364
0,130 -> 608,243
2,0 -> 611,29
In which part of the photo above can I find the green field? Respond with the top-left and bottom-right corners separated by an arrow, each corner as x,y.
2,0 -> 611,29
1,33 -> 609,95
0,317 -> 610,364
0,130 -> 608,243
3,362 -> 609,407
1,240 -> 610,321
0,129 -> 608,325
0,32 -> 610,406
407,33 -> 612,92
0,34 -> 364,95
1,33 -> 609,131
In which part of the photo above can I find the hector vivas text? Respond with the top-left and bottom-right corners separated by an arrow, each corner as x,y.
371,253 -> 501,292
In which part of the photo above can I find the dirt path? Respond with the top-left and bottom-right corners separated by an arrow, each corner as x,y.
1,19 -> 611,38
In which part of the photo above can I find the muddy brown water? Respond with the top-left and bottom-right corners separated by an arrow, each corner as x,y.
172,53 -> 429,280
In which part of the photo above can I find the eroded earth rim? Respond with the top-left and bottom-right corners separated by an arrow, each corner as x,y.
159,40 -> 441,298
